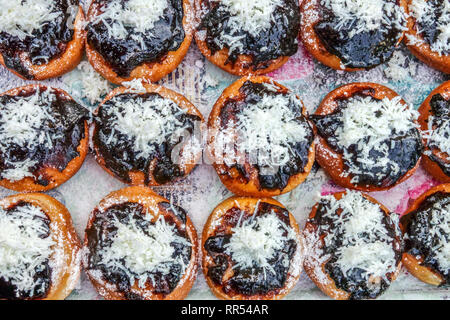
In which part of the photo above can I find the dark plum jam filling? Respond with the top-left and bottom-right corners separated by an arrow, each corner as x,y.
218,81 -> 314,191
86,201 -> 192,298
311,94 -> 422,188
401,192 -> 450,285
0,201 -> 52,300
311,199 -> 402,299
93,92 -> 200,185
0,89 -> 88,186
198,0 -> 299,69
314,0 -> 404,69
204,202 -> 296,296
415,0 -> 449,55
0,0 -> 78,79
426,94 -> 450,175
86,0 -> 185,77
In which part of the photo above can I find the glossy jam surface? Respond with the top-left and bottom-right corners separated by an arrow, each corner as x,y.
311,94 -> 422,188
312,199 -> 402,299
0,89 -> 88,186
204,202 -> 296,296
198,0 -> 299,68
218,81 -> 314,191
0,201 -> 52,300
0,0 -> 77,79
427,93 -> 450,175
86,201 -> 192,298
401,192 -> 450,285
314,0 -> 404,69
86,0 -> 185,77
93,92 -> 200,185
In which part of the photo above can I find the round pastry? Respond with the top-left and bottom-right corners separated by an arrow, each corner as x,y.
194,0 -> 300,75
303,191 -> 403,300
207,76 -> 315,197
300,0 -> 408,71
202,196 -> 303,300
405,0 -> 450,74
0,0 -> 85,80
92,84 -> 203,186
83,186 -> 199,300
0,193 -> 81,300
311,82 -> 422,192
400,184 -> 450,286
418,81 -> 450,182
0,85 -> 89,192
85,0 -> 193,84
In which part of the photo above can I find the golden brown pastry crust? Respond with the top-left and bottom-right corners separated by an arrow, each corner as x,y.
303,191 -> 402,300
83,186 -> 199,300
313,82 -> 421,192
300,0 -> 408,71
404,0 -> 450,74
85,0 -> 193,85
0,192 -> 81,300
92,83 -> 204,187
400,183 -> 450,286
418,81 -> 450,182
0,85 -> 89,192
207,75 -> 315,197
193,0 -> 293,76
202,196 -> 303,300
0,5 -> 85,80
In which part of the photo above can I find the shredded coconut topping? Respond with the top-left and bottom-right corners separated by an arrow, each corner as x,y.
320,0 -> 407,38
424,116 -> 450,159
308,191 -> 401,284
0,204 -> 54,298
336,96 -> 418,147
224,211 -> 296,276
0,88 -> 64,182
102,94 -> 193,160
334,95 -> 419,183
71,61 -> 113,105
221,0 -> 281,35
407,0 -> 450,56
421,201 -> 450,274
99,212 -> 191,289
213,85 -> 310,170
0,0 -> 62,40
91,0 -> 169,39
204,0 -> 285,54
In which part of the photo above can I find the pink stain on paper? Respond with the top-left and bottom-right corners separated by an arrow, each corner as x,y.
269,44 -> 314,81
320,180 -> 345,196
318,166 -> 441,215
